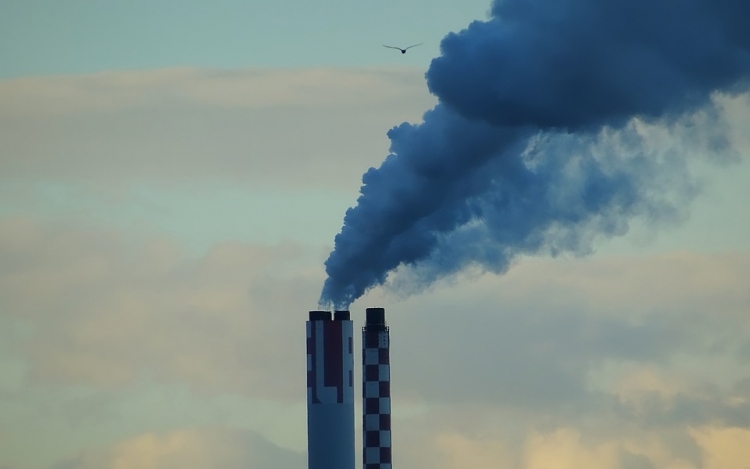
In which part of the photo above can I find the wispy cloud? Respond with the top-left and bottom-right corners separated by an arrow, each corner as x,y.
0,217 -> 319,397
0,67 -> 434,189
51,426 -> 304,469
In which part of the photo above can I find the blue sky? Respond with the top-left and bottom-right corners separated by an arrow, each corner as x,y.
2,1 -> 750,469
0,0 -> 492,77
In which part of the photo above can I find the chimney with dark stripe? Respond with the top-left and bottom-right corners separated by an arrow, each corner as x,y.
306,310 -> 355,469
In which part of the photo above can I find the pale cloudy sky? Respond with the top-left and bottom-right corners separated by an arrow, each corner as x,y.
1,1 -> 750,469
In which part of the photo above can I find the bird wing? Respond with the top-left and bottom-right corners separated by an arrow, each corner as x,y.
383,45 -> 402,50
404,43 -> 423,50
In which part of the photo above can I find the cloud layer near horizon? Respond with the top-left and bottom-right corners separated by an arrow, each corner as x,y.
2,215 -> 750,468
1,66 -> 749,469
51,427 -> 305,469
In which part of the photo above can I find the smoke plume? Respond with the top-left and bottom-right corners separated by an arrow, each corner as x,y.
320,0 -> 750,308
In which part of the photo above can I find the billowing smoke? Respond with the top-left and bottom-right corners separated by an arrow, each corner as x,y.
320,0 -> 750,309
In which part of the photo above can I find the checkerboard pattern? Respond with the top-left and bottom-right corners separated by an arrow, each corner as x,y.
362,328 -> 391,469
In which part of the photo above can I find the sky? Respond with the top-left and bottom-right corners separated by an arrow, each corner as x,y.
1,1 -> 750,469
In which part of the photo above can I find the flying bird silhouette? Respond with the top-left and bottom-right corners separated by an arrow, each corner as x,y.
383,43 -> 423,54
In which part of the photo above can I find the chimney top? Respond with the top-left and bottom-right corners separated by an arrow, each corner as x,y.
334,310 -> 351,321
365,307 -> 386,326
308,310 -> 331,321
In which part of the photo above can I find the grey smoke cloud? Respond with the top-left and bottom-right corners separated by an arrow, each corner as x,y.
320,0 -> 750,308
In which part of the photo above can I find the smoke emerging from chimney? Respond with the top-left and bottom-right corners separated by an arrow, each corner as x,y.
320,0 -> 750,309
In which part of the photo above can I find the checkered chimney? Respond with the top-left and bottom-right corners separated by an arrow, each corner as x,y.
306,310 -> 355,469
362,307 -> 391,469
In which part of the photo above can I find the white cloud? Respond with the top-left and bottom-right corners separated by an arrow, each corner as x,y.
523,428 -> 621,469
0,217 -> 319,398
0,67 -> 431,115
369,251 -> 750,410
690,426 -> 750,469
1,216 -> 750,468
395,417 -> 750,469
3,216 -> 748,410
0,67 -> 435,191
52,426 -> 304,469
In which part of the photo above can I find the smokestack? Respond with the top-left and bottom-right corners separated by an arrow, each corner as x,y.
306,310 -> 355,469
362,307 -> 391,469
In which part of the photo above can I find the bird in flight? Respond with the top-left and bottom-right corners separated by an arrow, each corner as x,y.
383,43 -> 423,54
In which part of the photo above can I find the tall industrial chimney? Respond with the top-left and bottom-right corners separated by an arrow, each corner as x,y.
306,310 -> 355,469
362,307 -> 392,469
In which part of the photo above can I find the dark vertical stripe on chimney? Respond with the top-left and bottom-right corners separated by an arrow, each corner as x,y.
323,319 -> 344,403
308,321 -> 320,404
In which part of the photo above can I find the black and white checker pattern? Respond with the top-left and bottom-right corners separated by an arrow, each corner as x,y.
362,329 -> 391,469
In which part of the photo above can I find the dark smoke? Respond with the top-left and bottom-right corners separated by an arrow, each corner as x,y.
320,0 -> 750,309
